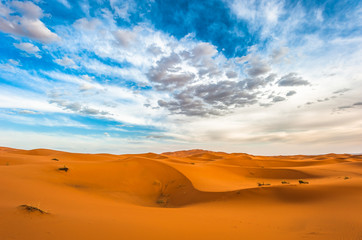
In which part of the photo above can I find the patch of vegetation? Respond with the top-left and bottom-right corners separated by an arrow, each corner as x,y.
18,205 -> 48,214
67,183 -> 87,189
281,180 -> 289,184
258,182 -> 271,187
344,176 -> 350,180
58,166 -> 69,172
156,181 -> 172,207
51,158 -> 59,161
153,180 -> 161,186
299,180 -> 309,184
156,196 -> 169,205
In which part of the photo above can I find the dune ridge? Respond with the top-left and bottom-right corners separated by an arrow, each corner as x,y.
1,146 -> 362,240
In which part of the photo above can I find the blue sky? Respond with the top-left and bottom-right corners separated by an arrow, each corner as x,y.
0,0 -> 361,154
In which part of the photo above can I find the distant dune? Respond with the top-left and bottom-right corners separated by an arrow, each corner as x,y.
1,147 -> 362,240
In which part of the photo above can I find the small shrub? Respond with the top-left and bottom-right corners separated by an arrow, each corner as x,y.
156,181 -> 173,207
153,180 -> 161,186
344,176 -> 350,180
19,204 -> 48,214
281,181 -> 289,184
58,166 -> 69,172
299,180 -> 309,184
156,193 -> 170,206
156,198 -> 168,205
258,182 -> 271,187
51,158 -> 59,161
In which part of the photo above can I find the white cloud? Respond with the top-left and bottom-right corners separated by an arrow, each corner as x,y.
17,109 -> 39,114
57,0 -> 71,9
0,85 -> 61,113
113,28 -> 137,47
14,42 -> 41,58
264,0 -> 284,24
54,56 -> 78,68
245,56 -> 271,77
191,42 -> 218,59
227,0 -> 285,37
0,1 -> 59,43
0,112 -> 89,129
8,59 -> 20,66
109,0 -> 136,20
11,1 -> 43,19
79,83 -> 95,91
286,90 -> 296,96
40,70 -> 166,126
0,2 -> 11,17
0,62 -> 54,91
73,18 -> 101,30
272,96 -> 285,102
315,8 -> 324,22
270,46 -> 289,62
277,73 -> 310,86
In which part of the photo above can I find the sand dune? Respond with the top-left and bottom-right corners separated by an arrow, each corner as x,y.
1,147 -> 362,240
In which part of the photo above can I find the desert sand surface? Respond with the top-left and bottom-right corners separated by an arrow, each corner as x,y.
1,147 -> 362,240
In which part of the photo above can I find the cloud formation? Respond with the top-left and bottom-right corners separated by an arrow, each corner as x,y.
271,47 -> 289,61
245,57 -> 271,77
277,73 -> 310,86
54,57 -> 77,68
337,101 -> 362,111
13,42 -> 41,58
113,29 -> 137,47
147,53 -> 194,91
286,90 -> 296,96
156,73 -> 281,116
272,96 -> 286,102
49,99 -> 108,116
0,1 -> 59,43
57,0 -> 71,9
1,0 -> 361,155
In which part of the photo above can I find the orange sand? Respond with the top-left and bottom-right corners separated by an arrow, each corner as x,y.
1,147 -> 362,239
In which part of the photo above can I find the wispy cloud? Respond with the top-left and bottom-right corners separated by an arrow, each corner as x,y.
56,0 -> 71,9
14,42 -> 41,58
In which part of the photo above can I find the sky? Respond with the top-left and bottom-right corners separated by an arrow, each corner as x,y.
0,0 -> 361,155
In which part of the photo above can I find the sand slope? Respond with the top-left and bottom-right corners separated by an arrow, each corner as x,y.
1,147 -> 362,240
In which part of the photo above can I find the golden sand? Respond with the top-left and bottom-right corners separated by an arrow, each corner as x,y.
1,147 -> 361,239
